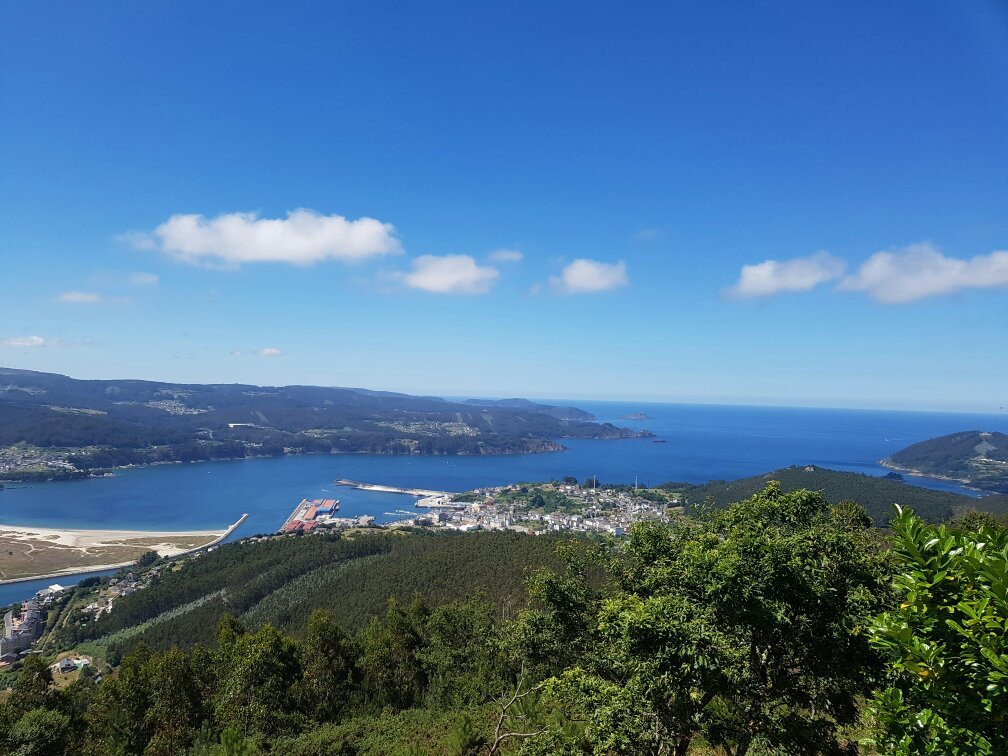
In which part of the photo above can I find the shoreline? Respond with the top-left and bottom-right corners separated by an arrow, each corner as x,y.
879,460 -> 992,494
0,427 -> 657,486
0,446 -> 574,485
0,513 -> 249,586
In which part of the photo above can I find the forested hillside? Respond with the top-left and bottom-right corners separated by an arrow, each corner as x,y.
884,430 -> 1008,492
6,484 -> 1004,754
668,465 -> 1008,524
0,368 -> 646,480
59,530 -> 572,656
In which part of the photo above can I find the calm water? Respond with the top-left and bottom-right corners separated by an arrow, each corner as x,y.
1,401 -> 1006,604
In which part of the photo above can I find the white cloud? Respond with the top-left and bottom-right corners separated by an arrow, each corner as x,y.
254,347 -> 285,357
726,252 -> 846,299
1,335 -> 45,347
127,209 -> 402,267
403,254 -> 499,294
59,291 -> 104,304
130,272 -> 159,286
229,350 -> 243,357
488,248 -> 523,263
838,243 -> 1008,303
549,259 -> 629,294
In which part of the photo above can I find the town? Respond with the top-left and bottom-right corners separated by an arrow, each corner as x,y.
404,480 -> 681,535
0,443 -> 82,481
275,481 -> 682,537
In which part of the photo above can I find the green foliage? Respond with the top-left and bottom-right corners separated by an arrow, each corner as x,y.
518,483 -> 891,755
8,655 -> 54,716
124,530 -> 567,653
191,727 -> 262,756
357,598 -> 428,709
868,506 -> 1008,753
495,484 -> 580,513
274,706 -> 489,755
7,707 -> 70,756
62,533 -> 391,649
214,624 -> 303,738
134,550 -> 160,570
9,489 -> 1006,753
672,464 -> 1006,524
294,610 -> 359,721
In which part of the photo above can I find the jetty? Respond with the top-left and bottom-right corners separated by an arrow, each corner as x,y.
198,513 -> 249,551
334,478 -> 454,497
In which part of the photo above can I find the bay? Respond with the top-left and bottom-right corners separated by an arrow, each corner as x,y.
1,401 -> 1005,605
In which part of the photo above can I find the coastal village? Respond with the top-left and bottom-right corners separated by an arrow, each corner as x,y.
0,444 -> 79,480
0,478 -> 675,672
279,480 -> 681,537
407,481 -> 680,535
0,570 -> 157,671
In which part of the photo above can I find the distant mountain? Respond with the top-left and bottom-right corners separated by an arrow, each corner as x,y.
883,431 -> 1008,493
0,369 -> 646,480
666,465 -> 1008,525
463,397 -> 596,421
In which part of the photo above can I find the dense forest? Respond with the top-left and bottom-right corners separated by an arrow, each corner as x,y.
60,531 -> 571,655
2,484 -> 1005,754
0,369 -> 646,480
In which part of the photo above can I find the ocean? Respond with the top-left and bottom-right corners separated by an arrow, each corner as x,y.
1,401 -> 1005,603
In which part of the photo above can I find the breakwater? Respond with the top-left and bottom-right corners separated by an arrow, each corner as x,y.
333,478 -> 454,497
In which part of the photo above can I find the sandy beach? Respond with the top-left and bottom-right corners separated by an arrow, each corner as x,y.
0,515 -> 247,583
0,524 -> 225,552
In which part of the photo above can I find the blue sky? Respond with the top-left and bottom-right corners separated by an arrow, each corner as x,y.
2,1 -> 1007,411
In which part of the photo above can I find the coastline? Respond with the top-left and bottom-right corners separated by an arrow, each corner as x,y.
0,513 -> 249,585
0,444 -> 578,485
0,425 -> 658,486
879,460 -> 988,494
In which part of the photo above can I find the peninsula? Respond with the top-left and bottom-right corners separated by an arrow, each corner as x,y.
882,430 -> 1008,493
0,368 -> 648,481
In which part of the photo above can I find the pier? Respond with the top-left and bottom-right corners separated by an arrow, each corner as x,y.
178,513 -> 250,556
333,478 -> 455,497
203,513 -> 249,549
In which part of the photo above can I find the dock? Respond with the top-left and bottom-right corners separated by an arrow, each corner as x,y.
333,478 -> 455,497
279,498 -> 340,533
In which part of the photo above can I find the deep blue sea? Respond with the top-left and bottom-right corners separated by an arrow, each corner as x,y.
2,401 -> 1006,603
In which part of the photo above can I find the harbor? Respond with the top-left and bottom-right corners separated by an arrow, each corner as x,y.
280,498 -> 340,533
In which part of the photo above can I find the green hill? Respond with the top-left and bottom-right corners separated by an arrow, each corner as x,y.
58,530 -> 573,656
13,485 -> 1008,754
883,430 -> 1008,493
0,368 -> 645,480
670,465 -> 1008,524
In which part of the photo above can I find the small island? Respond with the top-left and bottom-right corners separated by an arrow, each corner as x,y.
882,430 -> 1008,493
619,412 -> 651,421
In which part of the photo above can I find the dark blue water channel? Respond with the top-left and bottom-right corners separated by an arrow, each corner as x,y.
1,401 -> 1005,604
